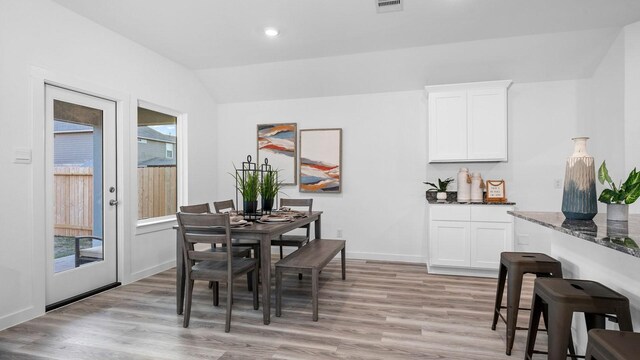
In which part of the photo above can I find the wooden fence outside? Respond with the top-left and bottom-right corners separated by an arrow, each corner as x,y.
54,167 -> 94,237
54,166 -> 177,236
137,166 -> 177,220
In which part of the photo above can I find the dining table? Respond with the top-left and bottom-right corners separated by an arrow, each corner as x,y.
174,211 -> 323,325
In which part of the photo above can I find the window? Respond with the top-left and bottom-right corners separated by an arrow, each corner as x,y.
165,143 -> 174,159
137,106 -> 178,220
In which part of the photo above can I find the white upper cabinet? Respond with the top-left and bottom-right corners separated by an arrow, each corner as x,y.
426,80 -> 512,163
428,91 -> 468,161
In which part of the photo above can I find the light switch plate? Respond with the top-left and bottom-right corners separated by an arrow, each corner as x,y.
14,148 -> 32,164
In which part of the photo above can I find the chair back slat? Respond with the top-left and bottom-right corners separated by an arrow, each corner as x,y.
279,198 -> 313,238
188,250 -> 228,262
184,232 -> 227,245
280,198 -> 313,213
180,203 -> 211,214
213,199 -> 235,214
176,212 -> 233,269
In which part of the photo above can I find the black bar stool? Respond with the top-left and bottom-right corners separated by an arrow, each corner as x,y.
585,329 -> 640,360
525,278 -> 634,360
491,252 -> 563,355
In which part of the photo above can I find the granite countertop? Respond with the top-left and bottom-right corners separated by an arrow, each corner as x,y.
509,211 -> 640,258
425,191 -> 515,205
427,200 -> 516,205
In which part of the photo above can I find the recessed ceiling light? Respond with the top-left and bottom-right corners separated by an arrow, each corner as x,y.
264,27 -> 279,38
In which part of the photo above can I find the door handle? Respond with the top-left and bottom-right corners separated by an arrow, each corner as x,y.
109,199 -> 119,206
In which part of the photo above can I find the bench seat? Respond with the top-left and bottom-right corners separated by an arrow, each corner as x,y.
275,239 -> 346,321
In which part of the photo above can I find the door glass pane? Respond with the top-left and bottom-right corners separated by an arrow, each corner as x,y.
137,107 -> 177,220
53,100 -> 104,273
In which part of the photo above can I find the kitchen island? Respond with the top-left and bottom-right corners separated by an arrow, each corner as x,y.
509,211 -> 640,352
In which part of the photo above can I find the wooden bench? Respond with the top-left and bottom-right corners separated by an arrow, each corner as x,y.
275,239 -> 346,321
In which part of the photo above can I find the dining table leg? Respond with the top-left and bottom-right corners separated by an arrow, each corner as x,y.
176,228 -> 185,315
260,233 -> 271,324
314,214 -> 322,239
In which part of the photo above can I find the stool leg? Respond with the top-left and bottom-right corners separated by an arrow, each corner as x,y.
491,263 -> 507,331
542,303 -> 577,360
552,263 -> 563,278
525,293 -> 543,360
584,342 -> 593,360
547,304 -> 573,360
506,270 -> 524,356
616,305 -> 634,332
584,313 -> 606,331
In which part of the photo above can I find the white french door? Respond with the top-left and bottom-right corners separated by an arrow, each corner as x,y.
45,85 -> 118,306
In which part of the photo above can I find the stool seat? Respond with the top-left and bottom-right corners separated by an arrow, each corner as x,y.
525,278 -> 633,360
538,278 -> 628,306
501,252 -> 560,265
586,329 -> 640,360
491,252 -> 563,355
534,278 -> 631,314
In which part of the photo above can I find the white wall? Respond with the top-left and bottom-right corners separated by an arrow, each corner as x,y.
427,80 -> 584,253
0,0 -> 217,330
624,22 -> 640,214
217,91 -> 428,262
217,80 -> 585,260
583,30 -> 627,214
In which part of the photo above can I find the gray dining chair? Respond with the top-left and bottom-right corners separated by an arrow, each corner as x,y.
272,198 -> 313,279
214,199 -> 261,290
176,212 -> 259,332
180,203 -> 252,292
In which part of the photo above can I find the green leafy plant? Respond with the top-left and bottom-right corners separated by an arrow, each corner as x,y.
230,169 -> 260,201
260,170 -> 284,200
424,177 -> 454,192
597,161 -> 640,204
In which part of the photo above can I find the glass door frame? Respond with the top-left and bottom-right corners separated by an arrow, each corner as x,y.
44,84 -> 119,308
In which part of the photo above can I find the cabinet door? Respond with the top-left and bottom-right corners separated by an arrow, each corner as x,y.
467,88 -> 507,161
428,91 -> 467,162
429,221 -> 470,267
470,222 -> 513,269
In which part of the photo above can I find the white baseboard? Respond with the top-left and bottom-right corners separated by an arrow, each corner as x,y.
126,259 -> 176,284
427,265 -> 498,278
0,305 -> 41,332
346,251 -> 424,264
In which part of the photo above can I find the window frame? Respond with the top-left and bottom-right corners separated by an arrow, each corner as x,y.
135,101 -> 188,228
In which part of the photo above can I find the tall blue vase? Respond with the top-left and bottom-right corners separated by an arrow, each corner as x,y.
561,137 -> 597,220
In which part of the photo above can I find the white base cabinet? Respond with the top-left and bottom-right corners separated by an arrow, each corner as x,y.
427,204 -> 514,277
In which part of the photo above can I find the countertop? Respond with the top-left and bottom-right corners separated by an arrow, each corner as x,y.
427,200 -> 516,205
425,191 -> 515,205
509,211 -> 640,258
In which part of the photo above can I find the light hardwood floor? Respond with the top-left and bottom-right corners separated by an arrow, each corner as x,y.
0,259 -> 547,359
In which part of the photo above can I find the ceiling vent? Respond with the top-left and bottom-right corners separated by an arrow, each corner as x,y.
376,0 -> 403,13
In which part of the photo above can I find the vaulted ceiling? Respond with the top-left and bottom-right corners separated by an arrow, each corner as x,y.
53,0 -> 640,102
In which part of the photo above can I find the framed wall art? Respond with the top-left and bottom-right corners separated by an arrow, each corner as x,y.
485,179 -> 507,203
299,128 -> 342,193
257,123 -> 297,185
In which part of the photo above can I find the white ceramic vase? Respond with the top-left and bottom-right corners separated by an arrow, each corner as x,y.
561,137 -> 597,220
470,172 -> 484,203
457,168 -> 471,202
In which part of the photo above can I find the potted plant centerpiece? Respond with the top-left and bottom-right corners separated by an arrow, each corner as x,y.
232,169 -> 260,215
597,161 -> 640,222
424,177 -> 455,201
260,170 -> 283,213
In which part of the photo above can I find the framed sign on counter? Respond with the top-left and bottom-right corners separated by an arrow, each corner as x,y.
485,180 -> 507,203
